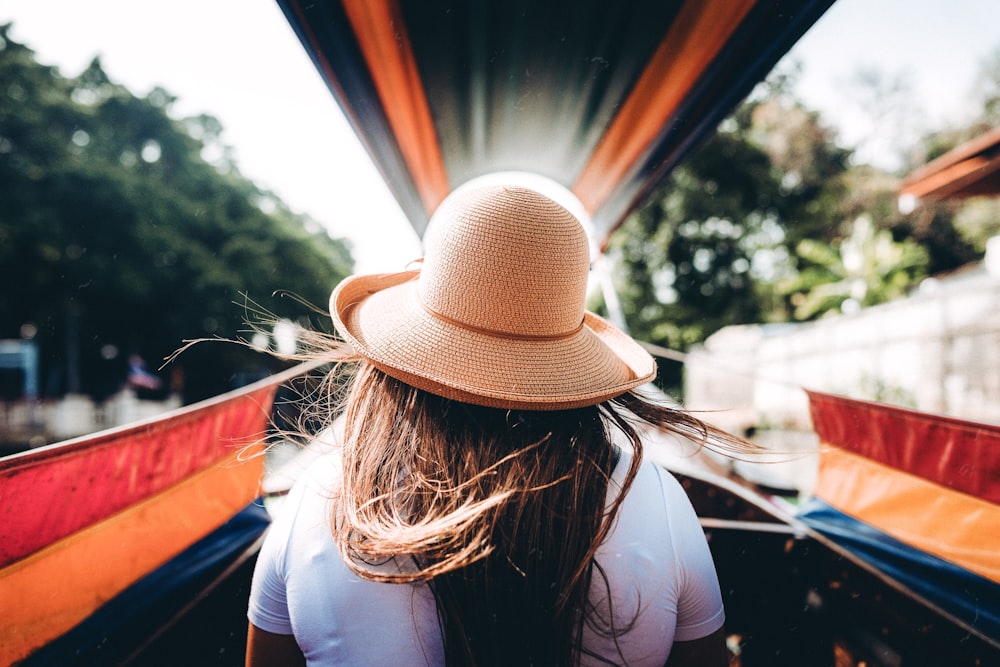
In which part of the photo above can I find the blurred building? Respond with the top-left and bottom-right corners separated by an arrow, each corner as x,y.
686,249 -> 1000,434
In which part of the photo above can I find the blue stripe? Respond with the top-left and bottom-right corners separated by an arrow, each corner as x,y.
798,498 -> 1000,642
22,501 -> 270,666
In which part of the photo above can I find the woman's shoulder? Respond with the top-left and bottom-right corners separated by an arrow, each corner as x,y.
264,436 -> 342,530
604,448 -> 702,552
610,447 -> 685,504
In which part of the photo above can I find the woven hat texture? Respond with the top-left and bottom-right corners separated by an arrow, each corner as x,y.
330,185 -> 656,409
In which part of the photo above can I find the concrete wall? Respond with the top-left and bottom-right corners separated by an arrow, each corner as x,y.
686,266 -> 1000,433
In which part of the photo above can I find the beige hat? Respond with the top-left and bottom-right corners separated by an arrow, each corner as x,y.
330,185 -> 656,410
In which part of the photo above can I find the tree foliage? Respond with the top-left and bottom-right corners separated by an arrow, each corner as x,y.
777,214 -> 928,320
607,80 -> 851,391
0,25 -> 353,402
606,51 -> 999,394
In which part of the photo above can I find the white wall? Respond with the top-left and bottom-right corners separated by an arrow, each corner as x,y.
686,266 -> 1000,432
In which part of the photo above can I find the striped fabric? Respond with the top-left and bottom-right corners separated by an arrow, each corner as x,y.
806,390 -> 1000,585
275,0 -> 835,244
0,370 -> 294,664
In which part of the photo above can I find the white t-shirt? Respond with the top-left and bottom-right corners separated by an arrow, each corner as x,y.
248,448 -> 724,666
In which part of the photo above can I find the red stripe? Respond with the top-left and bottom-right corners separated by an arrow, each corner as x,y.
0,384 -> 276,568
807,390 -> 1000,505
0,449 -> 264,666
573,0 -> 757,218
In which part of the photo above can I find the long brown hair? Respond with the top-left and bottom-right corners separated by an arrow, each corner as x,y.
323,359 -> 742,666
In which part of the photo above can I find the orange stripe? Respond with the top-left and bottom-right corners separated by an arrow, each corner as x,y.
0,447 -> 264,665
898,155 -> 991,200
573,0 -> 756,216
341,0 -> 450,214
814,446 -> 1000,585
899,125 -> 1000,196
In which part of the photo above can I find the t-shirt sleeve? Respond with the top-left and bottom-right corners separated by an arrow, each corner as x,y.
246,489 -> 301,635
657,466 -> 726,642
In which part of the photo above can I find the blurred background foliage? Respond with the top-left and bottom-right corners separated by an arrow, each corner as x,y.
0,25 -> 352,403
608,47 -> 1000,394
2,22 -> 1000,402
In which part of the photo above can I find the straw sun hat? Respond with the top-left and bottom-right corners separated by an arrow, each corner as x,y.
330,185 -> 656,410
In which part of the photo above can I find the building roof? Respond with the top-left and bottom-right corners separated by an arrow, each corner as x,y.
899,126 -> 1000,206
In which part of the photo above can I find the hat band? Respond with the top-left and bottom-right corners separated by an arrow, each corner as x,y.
419,299 -> 585,342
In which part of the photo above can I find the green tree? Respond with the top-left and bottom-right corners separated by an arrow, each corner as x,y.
748,95 -> 852,250
607,78 -> 851,392
778,214 -> 928,320
0,25 -> 352,403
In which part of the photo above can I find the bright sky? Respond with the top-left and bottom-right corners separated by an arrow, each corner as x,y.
2,0 -> 998,273
1,0 -> 422,274
787,0 -> 1000,166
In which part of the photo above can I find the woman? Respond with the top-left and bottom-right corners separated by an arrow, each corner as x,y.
246,185 -> 734,665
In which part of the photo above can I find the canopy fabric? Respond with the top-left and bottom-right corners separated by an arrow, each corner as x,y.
899,125 -> 1000,203
806,390 -> 1000,504
804,391 -> 1000,647
276,0 -> 836,246
0,383 -> 275,569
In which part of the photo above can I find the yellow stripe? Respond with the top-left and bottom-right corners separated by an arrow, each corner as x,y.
573,0 -> 756,217
815,446 -> 1000,584
0,446 -> 264,665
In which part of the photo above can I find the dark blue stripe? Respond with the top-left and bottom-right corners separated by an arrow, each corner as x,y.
22,501 -> 270,666
798,498 -> 1000,642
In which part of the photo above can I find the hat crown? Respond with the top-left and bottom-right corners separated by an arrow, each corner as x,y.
418,186 -> 590,338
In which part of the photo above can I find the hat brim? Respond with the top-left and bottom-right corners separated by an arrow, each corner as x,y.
330,270 -> 656,410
